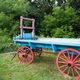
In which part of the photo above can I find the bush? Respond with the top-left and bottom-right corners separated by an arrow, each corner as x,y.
51,25 -> 75,38
0,35 -> 20,53
41,3 -> 79,38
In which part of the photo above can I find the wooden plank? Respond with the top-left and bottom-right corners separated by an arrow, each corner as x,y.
0,52 -> 17,55
36,39 -> 80,43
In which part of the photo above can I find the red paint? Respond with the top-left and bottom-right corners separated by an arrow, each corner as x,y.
17,46 -> 34,64
33,48 -> 42,56
20,16 -> 35,38
56,48 -> 80,79
33,50 -> 58,55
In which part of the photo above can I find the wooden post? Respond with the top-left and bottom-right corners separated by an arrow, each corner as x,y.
20,16 -> 35,39
32,20 -> 35,40
20,16 -> 23,38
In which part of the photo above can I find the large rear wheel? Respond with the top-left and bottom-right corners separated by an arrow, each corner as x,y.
56,48 -> 80,79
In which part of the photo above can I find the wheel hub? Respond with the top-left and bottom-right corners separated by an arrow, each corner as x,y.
22,53 -> 28,58
67,61 -> 74,68
68,63 -> 71,67
22,55 -> 25,58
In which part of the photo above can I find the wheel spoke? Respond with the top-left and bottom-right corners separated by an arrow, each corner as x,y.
19,50 -> 23,53
26,58 -> 29,63
75,66 -> 80,70
74,67 -> 80,76
28,56 -> 32,58
58,61 -> 66,64
26,49 -> 30,54
19,56 -> 22,57
59,56 -> 67,61
63,66 -> 68,72
19,53 -> 22,55
75,60 -> 80,63
62,53 -> 68,60
21,58 -> 23,61
71,51 -> 74,61
24,58 -> 25,62
27,58 -> 31,61
59,65 -> 67,68
67,50 -> 70,60
28,53 -> 32,55
22,47 -> 25,52
22,47 -> 27,52
75,64 -> 80,66
71,68 -> 74,77
67,68 -> 70,75
39,53 -> 42,56
73,54 -> 79,62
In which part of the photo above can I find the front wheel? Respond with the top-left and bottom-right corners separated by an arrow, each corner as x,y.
56,48 -> 80,79
17,46 -> 34,64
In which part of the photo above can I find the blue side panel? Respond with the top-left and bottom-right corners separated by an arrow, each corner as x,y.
29,42 -> 36,49
17,33 -> 32,40
34,43 -> 52,49
57,46 -> 69,51
19,43 -> 29,46
52,44 -> 57,53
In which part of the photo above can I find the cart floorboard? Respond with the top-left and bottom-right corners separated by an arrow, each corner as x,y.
36,38 -> 80,43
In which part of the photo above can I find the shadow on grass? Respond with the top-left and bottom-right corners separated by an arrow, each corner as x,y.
33,54 -> 57,65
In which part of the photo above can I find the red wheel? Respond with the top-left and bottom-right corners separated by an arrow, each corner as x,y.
17,46 -> 34,64
56,48 -> 80,79
33,48 -> 42,56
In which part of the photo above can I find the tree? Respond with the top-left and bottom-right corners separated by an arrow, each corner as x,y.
0,0 -> 30,38
56,0 -> 80,13
41,3 -> 79,38
27,0 -> 55,35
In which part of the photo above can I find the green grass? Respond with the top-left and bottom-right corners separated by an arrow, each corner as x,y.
0,53 -> 77,80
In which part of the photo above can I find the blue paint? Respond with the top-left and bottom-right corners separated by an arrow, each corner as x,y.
13,33 -> 80,55
29,42 -> 36,49
17,33 -> 33,40
52,44 -> 57,53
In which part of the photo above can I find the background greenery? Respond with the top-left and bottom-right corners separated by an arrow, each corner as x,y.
0,0 -> 80,53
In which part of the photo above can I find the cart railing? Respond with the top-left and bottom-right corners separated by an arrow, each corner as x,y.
20,16 -> 35,39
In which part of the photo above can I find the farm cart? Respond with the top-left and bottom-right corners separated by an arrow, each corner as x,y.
13,16 -> 80,79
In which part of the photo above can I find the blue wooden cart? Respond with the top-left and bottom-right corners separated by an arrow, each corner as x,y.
13,16 -> 80,79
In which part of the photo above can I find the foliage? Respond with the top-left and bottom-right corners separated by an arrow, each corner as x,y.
51,26 -> 74,38
0,0 -> 80,53
0,43 -> 20,53
56,0 -> 80,11
0,38 -> 20,53
0,30 -> 20,53
0,0 -> 30,53
27,0 -> 55,35
0,0 -> 30,38
41,3 -> 79,38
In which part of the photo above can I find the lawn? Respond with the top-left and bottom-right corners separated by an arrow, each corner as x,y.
0,52 -> 77,80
